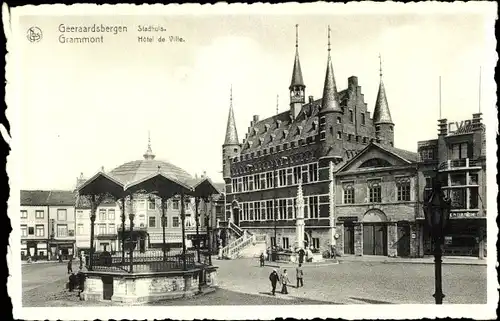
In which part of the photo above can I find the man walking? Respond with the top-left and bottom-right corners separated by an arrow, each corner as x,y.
269,268 -> 280,296
259,252 -> 265,267
67,257 -> 73,274
296,263 -> 304,288
280,269 -> 290,294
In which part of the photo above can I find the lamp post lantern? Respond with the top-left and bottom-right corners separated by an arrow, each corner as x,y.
423,178 -> 451,305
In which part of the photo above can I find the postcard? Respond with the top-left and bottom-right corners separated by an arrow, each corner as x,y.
4,2 -> 498,320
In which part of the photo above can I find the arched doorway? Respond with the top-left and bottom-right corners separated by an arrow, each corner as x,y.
231,200 -> 240,226
363,209 -> 388,256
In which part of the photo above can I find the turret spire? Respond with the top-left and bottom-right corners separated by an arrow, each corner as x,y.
143,130 -> 156,160
320,25 -> 341,113
289,24 -> 305,89
373,54 -> 393,124
224,85 -> 239,145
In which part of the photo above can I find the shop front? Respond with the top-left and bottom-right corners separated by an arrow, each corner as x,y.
423,217 -> 486,258
21,240 -> 48,260
48,241 -> 75,260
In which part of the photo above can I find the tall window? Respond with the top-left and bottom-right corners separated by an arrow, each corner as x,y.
271,237 -> 276,247
249,203 -> 254,220
35,225 -> 44,237
98,224 -> 106,235
278,199 -> 287,220
57,224 -> 68,237
361,113 -> 366,125
99,209 -> 106,221
21,225 -> 27,237
287,199 -> 294,219
28,227 -> 34,235
255,202 -> 261,220
396,177 -> 411,201
242,176 -> 249,191
108,223 -> 116,234
77,224 -> 84,235
312,237 -> 320,249
368,180 -> 382,203
57,209 -> 67,221
449,142 -> 469,160
308,196 -> 319,218
149,200 -> 156,210
349,110 -> 354,122
108,209 -> 115,220
35,210 -> 44,219
232,178 -> 237,193
278,169 -> 287,187
148,216 -> 156,228
172,217 -> 180,227
343,183 -> 354,204
254,174 -> 260,190
266,172 -> 274,188
308,163 -> 318,182
172,200 -> 179,210
266,200 -> 273,220
282,237 -> 290,249
293,167 -> 302,184
21,210 -> 27,219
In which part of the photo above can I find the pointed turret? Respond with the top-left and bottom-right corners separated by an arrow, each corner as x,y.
289,26 -> 305,89
373,55 -> 395,146
320,26 -> 342,114
289,24 -> 306,120
222,86 -> 241,180
143,131 -> 156,160
373,55 -> 393,125
224,86 -> 239,145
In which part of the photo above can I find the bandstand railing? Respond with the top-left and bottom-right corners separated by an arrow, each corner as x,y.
89,250 -> 201,273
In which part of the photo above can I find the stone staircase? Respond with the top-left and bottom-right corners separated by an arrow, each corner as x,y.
220,229 -> 267,260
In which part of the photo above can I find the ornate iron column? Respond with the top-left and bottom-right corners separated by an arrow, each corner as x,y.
161,197 -> 166,261
121,198 -> 126,263
207,196 -> 213,265
180,193 -> 187,271
89,194 -> 97,271
195,197 -> 201,263
129,194 -> 135,273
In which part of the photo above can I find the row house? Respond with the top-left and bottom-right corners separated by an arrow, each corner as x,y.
20,190 -> 76,260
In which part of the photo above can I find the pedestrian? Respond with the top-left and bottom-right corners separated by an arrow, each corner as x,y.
298,248 -> 305,264
269,268 -> 280,296
296,263 -> 304,288
67,257 -> 73,274
280,269 -> 290,294
259,252 -> 265,267
68,272 -> 77,292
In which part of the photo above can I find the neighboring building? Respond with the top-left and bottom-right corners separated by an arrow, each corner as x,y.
417,113 -> 486,258
20,191 -> 51,260
333,143 -> 419,257
219,26 -> 417,257
47,191 -> 77,260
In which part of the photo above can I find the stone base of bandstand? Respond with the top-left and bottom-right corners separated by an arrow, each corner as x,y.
82,266 -> 218,304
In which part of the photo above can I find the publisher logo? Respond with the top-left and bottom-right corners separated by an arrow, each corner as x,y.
27,27 -> 42,43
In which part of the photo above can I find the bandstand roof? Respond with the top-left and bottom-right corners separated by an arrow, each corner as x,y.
192,177 -> 223,198
125,171 -> 193,198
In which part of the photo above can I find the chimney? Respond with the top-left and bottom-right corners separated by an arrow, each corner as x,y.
437,119 -> 448,164
101,166 -> 105,172
253,115 -> 259,122
348,76 -> 358,89
308,96 -> 314,103
203,171 -> 207,178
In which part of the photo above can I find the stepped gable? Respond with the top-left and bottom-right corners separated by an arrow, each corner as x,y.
241,90 -> 348,154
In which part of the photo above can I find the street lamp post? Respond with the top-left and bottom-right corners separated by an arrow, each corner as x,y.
423,178 -> 451,305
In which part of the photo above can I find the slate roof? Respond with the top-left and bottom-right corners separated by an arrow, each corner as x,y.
373,80 -> 393,124
21,190 -> 76,206
241,90 -> 349,154
374,143 -> 419,163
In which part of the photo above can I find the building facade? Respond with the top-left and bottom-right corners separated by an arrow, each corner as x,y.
47,191 -> 77,260
20,191 -> 51,260
417,113 -> 487,258
220,27 -> 419,257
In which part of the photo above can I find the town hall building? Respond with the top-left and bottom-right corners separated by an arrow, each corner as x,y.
220,26 -> 421,258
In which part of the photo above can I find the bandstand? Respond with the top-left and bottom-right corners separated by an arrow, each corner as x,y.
77,154 -> 220,304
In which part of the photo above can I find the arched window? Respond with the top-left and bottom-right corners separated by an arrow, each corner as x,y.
359,158 -> 392,168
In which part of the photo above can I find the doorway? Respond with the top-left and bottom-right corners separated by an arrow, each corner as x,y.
363,224 -> 387,256
397,223 -> 411,257
233,207 -> 240,226
102,276 -> 114,300
343,224 -> 355,255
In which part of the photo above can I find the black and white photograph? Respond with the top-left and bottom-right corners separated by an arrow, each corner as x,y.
4,2 -> 498,320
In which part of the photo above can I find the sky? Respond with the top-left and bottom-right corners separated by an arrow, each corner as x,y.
10,3 -> 497,190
